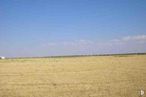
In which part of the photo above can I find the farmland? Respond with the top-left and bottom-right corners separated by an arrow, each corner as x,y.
0,55 -> 146,97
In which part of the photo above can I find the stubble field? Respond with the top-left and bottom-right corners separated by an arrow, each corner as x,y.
0,55 -> 146,97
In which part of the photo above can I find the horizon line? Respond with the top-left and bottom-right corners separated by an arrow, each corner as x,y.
4,52 -> 146,59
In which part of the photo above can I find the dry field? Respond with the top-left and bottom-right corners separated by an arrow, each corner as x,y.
0,55 -> 146,97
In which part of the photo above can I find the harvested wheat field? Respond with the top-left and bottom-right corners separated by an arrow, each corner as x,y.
0,55 -> 146,97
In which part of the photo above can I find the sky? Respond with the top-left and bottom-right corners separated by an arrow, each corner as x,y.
0,0 -> 146,57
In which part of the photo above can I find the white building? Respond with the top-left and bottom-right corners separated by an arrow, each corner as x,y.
0,56 -> 5,59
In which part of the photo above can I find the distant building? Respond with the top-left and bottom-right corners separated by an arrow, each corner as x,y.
0,56 -> 5,59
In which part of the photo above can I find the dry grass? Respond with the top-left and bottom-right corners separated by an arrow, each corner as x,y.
0,55 -> 146,97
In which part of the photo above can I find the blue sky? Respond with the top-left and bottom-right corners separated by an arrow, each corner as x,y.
0,0 -> 146,57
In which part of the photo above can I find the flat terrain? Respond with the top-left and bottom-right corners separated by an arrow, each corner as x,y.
0,55 -> 146,97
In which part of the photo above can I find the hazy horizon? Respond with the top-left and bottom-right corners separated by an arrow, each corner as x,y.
0,0 -> 146,57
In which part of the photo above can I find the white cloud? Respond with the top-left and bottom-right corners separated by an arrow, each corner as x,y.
1,35 -> 146,57
44,34 -> 146,47
36,35 -> 146,56
118,35 -> 146,42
